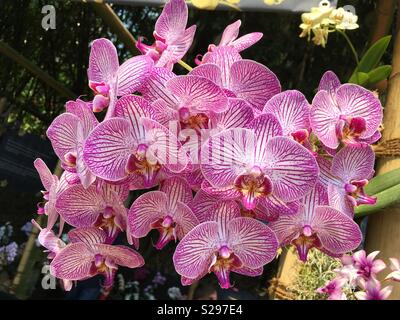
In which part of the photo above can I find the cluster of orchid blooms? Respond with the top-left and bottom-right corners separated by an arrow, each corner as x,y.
317,250 -> 400,300
32,0 -> 385,296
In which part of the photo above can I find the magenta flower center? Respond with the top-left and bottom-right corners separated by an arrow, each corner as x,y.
344,179 -> 376,206
151,215 -> 177,250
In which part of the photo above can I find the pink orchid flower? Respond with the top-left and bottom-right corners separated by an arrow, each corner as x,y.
128,177 -> 198,250
311,72 -> 382,149
136,0 -> 196,70
269,183 -> 362,261
173,201 -> 278,289
50,227 -> 144,290
385,258 -> 400,282
88,38 -> 153,116
206,19 -> 263,54
262,90 -> 311,145
83,95 -> 188,187
318,146 -> 376,217
317,277 -> 347,300
34,158 -> 79,230
55,181 -> 130,244
140,67 -> 229,131
47,99 -> 98,188
191,46 -> 281,112
200,113 -> 318,217
355,278 -> 393,300
352,250 -> 387,280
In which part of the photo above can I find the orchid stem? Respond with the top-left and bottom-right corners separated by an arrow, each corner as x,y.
178,60 -> 193,72
337,30 -> 360,66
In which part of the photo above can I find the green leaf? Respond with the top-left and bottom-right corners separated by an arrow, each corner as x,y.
355,183 -> 400,217
367,65 -> 392,84
349,36 -> 392,82
365,168 -> 400,195
349,72 -> 369,86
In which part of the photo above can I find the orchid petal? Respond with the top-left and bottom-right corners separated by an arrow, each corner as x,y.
189,63 -> 222,87
84,118 -> 134,181
249,113 -> 282,163
318,71 -> 341,94
50,242 -> 94,280
94,244 -> 144,268
228,217 -> 278,268
264,136 -> 319,202
117,55 -> 153,96
231,32 -> 263,52
311,206 -> 362,254
155,0 -> 188,43
46,113 -> 79,161
331,146 -> 375,183
229,59 -> 281,111
128,191 -> 167,238
68,227 -> 107,245
219,20 -> 241,46
262,90 -> 310,135
173,221 -> 219,280
211,98 -> 254,130
34,158 -> 56,191
160,176 -> 193,209
336,84 -> 382,139
174,201 -> 200,239
189,189 -> 219,223
166,75 -> 228,113
201,128 -> 255,188
87,38 -> 119,83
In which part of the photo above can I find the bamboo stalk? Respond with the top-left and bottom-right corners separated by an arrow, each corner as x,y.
0,41 -> 76,99
365,1 -> 400,299
369,0 -> 396,46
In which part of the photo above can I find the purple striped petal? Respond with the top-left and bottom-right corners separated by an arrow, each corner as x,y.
140,117 -> 188,173
139,67 -> 178,107
68,227 -> 107,245
65,99 -> 98,137
211,98 -> 254,130
189,189 -> 219,223
94,244 -> 144,268
157,25 -> 196,67
174,201 -> 199,239
318,71 -> 341,94
201,180 -> 241,200
117,55 -> 153,95
55,184 -> 104,227
229,59 -> 281,111
310,90 -> 341,149
128,191 -> 167,238
87,38 -> 119,83
189,63 -> 222,87
166,75 -> 228,113
311,206 -> 362,254
262,90 -> 310,135
46,113 -> 79,161
202,47 -> 241,87
336,84 -> 383,139
328,185 -> 354,217
151,99 -> 179,126
114,95 -> 153,142
228,217 -> 278,268
249,113 -> 283,163
234,266 -> 264,277
264,136 -> 319,202
207,201 -> 241,236
219,20 -> 241,46
160,176 -> 193,209
155,0 -> 188,43
173,221 -> 219,279
268,211 -> 302,247
34,158 -> 56,191
316,156 -> 339,186
201,128 -> 255,188
84,118 -> 135,181
331,146 -> 375,183
261,195 -> 299,217
299,182 -> 329,223
50,242 -> 94,280
231,32 -> 263,52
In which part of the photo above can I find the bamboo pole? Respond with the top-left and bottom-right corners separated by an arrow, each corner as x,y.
89,1 -> 140,54
365,2 -> 400,299
0,41 -> 76,99
369,0 -> 396,46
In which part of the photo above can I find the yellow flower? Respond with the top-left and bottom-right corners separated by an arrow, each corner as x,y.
191,0 -> 219,10
264,0 -> 285,6
299,1 -> 333,40
330,8 -> 359,30
312,26 -> 329,48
